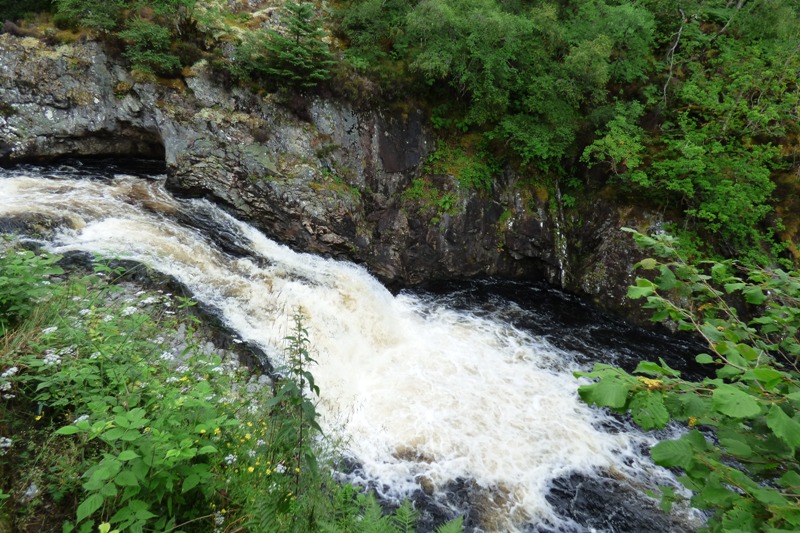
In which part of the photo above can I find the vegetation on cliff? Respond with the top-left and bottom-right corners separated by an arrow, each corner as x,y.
2,1 -> 797,265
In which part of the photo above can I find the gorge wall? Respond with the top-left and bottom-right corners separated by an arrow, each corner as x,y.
0,33 -> 663,320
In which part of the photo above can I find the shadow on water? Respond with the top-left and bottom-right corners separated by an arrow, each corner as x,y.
412,279 -> 708,380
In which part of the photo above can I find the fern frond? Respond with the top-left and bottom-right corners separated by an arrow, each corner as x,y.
435,516 -> 464,533
391,501 -> 418,533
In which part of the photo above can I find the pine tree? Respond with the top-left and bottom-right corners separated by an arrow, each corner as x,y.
260,1 -> 336,90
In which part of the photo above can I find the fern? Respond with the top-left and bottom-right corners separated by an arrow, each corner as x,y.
435,516 -> 464,533
391,501 -> 418,533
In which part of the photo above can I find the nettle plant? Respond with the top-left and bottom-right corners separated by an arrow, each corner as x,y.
577,230 -> 800,531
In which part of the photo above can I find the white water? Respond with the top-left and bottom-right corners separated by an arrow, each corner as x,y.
0,171 -> 687,531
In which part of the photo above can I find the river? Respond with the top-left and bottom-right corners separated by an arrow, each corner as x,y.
0,160 -> 703,532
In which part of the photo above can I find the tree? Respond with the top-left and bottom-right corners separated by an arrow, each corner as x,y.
255,1 -> 335,90
578,229 -> 800,531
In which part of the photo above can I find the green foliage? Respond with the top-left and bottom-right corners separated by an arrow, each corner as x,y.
0,245 -> 64,329
337,0 -> 800,261
581,100 -> 648,185
402,177 -> 460,224
236,1 -> 335,90
53,0 -> 127,31
118,19 -> 181,75
52,1 -> 196,75
424,138 -> 498,193
0,245 -> 462,532
577,230 -> 800,531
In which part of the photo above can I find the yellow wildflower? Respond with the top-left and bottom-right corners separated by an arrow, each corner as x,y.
637,377 -> 663,390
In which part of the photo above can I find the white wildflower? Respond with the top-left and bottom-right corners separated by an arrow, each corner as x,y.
165,376 -> 179,383
224,454 -> 237,465
103,315 -> 114,322
120,306 -> 138,316
275,463 -> 286,474
42,351 -> 62,366
248,449 -> 257,458
256,439 -> 266,447
71,296 -> 82,301
0,382 -> 11,392
74,414 -> 89,424
176,365 -> 189,373
78,308 -> 92,316
1,366 -> 18,378
0,436 -> 12,455
159,352 -> 175,362
41,326 -> 58,335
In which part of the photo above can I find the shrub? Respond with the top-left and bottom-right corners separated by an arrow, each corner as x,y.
577,229 -> 800,531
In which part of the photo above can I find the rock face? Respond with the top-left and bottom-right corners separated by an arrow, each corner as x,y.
0,34 -> 657,320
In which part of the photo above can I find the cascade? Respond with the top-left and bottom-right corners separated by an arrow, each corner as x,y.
0,161 -> 701,532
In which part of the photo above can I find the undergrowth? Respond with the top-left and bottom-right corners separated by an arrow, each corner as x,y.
0,239 -> 463,532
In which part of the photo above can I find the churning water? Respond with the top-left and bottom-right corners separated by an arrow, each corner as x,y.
0,161 -> 702,532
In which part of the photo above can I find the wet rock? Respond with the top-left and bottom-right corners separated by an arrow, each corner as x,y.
544,473 -> 696,533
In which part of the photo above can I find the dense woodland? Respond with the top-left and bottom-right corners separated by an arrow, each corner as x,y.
2,1 -> 800,531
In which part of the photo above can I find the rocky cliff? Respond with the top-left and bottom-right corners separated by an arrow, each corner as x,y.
0,33 -> 662,319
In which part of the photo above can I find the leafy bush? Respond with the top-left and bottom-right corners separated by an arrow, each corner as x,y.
0,245 -> 64,329
118,18 -> 181,75
577,230 -> 800,531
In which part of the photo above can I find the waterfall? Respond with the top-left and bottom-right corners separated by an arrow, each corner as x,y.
0,163 -> 700,532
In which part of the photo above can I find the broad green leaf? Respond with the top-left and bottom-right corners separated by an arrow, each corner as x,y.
114,471 -> 139,487
695,353 -> 714,364
724,282 -> 746,294
102,428 -> 125,442
117,450 -> 139,462
637,257 -> 658,270
655,265 -> 676,291
718,435 -> 753,459
630,392 -> 669,430
651,439 -> 694,468
746,367 -> 784,388
742,286 -> 767,305
76,493 -> 104,523
712,384 -> 761,418
767,405 -> 800,452
99,482 -> 117,499
182,474 -> 200,494
578,379 -> 629,409
780,471 -> 800,489
627,279 -> 655,299
55,425 -> 81,435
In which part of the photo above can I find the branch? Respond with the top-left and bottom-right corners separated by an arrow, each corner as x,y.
663,9 -> 686,106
